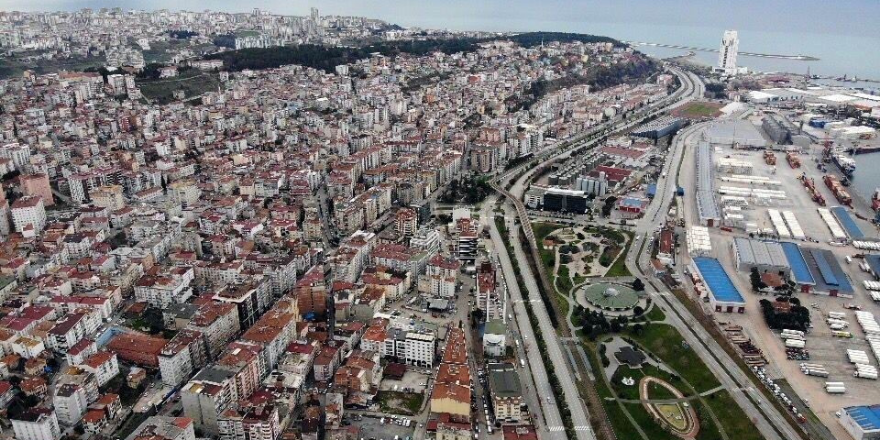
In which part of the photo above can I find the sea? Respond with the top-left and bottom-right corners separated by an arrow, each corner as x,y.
6,0 -> 880,197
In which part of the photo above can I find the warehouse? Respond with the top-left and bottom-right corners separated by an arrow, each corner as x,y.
800,246 -> 854,297
705,120 -> 768,149
630,116 -> 683,139
780,242 -> 815,293
691,257 -> 746,313
731,238 -> 790,277
865,255 -> 880,280
831,206 -> 867,241
696,142 -> 721,227
839,404 -> 880,440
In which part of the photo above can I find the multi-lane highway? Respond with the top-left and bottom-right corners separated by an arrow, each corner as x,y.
485,66 -> 705,440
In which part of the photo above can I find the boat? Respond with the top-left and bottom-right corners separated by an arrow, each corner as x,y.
833,153 -> 856,177
873,189 -> 880,212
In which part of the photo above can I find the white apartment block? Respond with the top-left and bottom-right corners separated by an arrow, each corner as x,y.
54,384 -> 88,425
134,269 -> 194,309
11,195 -> 46,235
81,352 -> 120,387
405,331 -> 436,368
11,408 -> 61,440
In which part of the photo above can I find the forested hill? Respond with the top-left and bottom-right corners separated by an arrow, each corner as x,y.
203,31 -> 623,73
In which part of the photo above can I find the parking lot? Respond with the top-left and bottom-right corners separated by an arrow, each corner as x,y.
677,119 -> 880,440
356,414 -> 416,440
380,369 -> 430,394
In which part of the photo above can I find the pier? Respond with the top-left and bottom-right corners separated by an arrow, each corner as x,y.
626,41 -> 819,61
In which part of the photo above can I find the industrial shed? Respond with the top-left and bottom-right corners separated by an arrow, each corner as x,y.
692,257 -> 746,313
696,142 -> 721,227
800,246 -> 854,297
831,206 -> 868,241
705,120 -> 768,149
732,238 -> 790,277
839,404 -> 880,440
780,242 -> 815,293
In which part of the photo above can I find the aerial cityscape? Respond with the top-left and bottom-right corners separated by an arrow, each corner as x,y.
0,4 -> 880,440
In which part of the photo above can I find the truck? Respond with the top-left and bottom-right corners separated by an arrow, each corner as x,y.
828,311 -> 847,320
854,370 -> 879,380
785,339 -> 806,349
805,369 -> 829,378
832,331 -> 854,338
781,333 -> 806,341
781,329 -> 805,338
826,386 -> 846,394
829,322 -> 847,331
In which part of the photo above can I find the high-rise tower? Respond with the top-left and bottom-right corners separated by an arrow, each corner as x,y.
716,30 -> 739,75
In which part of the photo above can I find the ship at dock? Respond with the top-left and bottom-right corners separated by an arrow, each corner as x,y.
833,153 -> 857,177
822,139 -> 856,177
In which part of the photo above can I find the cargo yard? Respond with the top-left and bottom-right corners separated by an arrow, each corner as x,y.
672,107 -> 880,440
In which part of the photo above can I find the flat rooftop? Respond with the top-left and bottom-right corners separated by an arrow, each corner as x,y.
845,405 -> 880,432
830,206 -> 866,241
780,242 -> 815,286
693,257 -> 745,304
800,246 -> 854,294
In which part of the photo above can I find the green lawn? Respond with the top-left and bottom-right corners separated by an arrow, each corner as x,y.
0,55 -> 106,79
605,231 -> 633,277
585,344 -> 645,440
611,364 -> 689,401
645,304 -> 666,322
703,390 -> 765,440
533,221 -> 564,269
675,101 -> 722,119
610,365 -> 647,400
646,381 -> 677,401
623,402 -> 679,440
377,391 -> 424,415
630,324 -> 721,393
557,265 -> 574,295
137,70 -> 221,104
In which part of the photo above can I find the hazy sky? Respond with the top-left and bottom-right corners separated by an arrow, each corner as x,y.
5,0 -> 877,40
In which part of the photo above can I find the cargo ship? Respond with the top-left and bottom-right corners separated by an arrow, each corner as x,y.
833,153 -> 856,177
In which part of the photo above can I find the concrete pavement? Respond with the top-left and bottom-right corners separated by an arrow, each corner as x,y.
624,116 -> 803,440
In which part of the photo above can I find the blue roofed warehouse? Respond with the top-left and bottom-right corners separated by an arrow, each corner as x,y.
840,404 -> 880,440
691,257 -> 746,313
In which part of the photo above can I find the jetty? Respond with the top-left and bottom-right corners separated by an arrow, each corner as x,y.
626,41 -> 819,61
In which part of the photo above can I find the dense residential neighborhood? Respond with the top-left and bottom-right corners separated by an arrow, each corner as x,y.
0,7 -> 677,440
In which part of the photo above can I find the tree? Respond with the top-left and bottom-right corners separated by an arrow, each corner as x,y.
633,305 -> 645,316
632,323 -> 644,335
632,278 -> 645,292
471,308 -> 485,324
750,267 -> 767,291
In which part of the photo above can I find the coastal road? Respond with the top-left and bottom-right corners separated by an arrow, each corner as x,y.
624,119 -> 803,440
